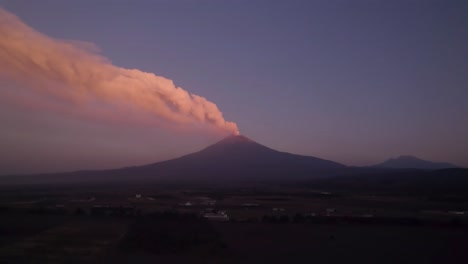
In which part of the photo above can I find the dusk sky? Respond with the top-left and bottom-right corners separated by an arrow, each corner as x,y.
0,0 -> 467,175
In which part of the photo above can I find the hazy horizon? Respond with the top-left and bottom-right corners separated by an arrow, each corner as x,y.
1,0 -> 467,175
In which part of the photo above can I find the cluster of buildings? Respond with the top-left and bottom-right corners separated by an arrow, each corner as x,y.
202,209 -> 229,221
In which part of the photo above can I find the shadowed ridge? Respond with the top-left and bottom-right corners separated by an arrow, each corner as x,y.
396,155 -> 420,160
373,155 -> 458,170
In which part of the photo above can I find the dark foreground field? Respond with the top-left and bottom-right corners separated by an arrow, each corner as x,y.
1,212 -> 467,263
214,222 -> 468,264
1,183 -> 468,263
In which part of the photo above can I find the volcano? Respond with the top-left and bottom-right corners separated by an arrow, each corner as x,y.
133,135 -> 346,181
0,135 -> 346,185
103,135 -> 347,183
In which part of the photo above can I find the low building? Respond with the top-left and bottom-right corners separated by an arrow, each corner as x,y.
273,207 -> 285,212
201,200 -> 216,206
325,208 -> 336,216
203,210 -> 229,221
179,201 -> 193,206
449,211 -> 465,215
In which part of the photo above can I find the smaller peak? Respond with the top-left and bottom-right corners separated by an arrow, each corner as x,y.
396,155 -> 420,160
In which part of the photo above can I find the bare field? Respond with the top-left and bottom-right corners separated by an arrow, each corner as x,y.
0,183 -> 467,263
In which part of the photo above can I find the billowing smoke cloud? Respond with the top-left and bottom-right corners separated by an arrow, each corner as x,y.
0,8 -> 239,135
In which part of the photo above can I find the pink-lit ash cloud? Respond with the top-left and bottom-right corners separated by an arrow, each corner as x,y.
0,8 -> 239,135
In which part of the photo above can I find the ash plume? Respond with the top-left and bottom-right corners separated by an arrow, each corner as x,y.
0,8 -> 239,135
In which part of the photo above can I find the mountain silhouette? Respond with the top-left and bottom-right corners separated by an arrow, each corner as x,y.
373,155 -> 458,170
0,135 -> 346,185
2,137 -> 462,186
129,135 -> 346,182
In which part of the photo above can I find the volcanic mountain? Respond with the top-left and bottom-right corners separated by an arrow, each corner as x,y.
132,135 -> 346,181
373,155 -> 458,170
0,135 -> 346,185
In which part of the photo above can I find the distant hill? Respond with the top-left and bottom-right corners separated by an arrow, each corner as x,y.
373,155 -> 458,170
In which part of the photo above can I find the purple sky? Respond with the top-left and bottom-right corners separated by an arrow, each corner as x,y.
0,0 -> 467,174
